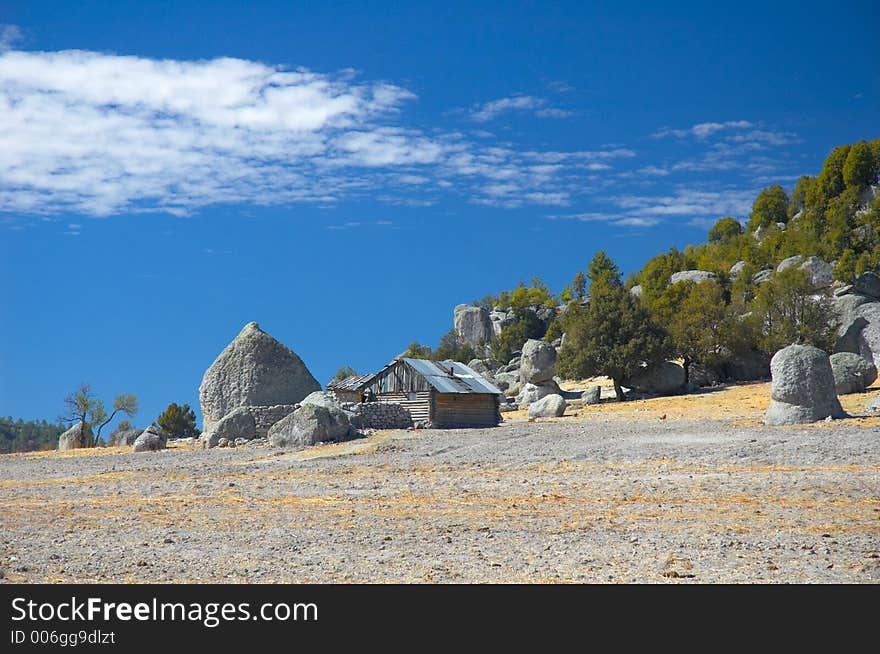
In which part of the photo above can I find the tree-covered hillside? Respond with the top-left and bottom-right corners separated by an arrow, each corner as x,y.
0,417 -> 69,453
419,139 -> 880,394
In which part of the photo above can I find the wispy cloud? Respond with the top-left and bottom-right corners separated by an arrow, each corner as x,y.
613,188 -> 757,220
468,95 -> 572,122
325,219 -> 396,231
0,49 -> 624,219
654,120 -> 753,139
546,212 -> 661,228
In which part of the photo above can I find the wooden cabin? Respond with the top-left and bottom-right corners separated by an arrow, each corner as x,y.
362,358 -> 502,428
326,373 -> 377,404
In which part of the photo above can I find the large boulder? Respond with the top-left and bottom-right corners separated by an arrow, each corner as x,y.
489,309 -> 515,337
205,407 -> 258,448
268,404 -> 352,450
853,272 -> 880,299
133,425 -> 168,452
834,301 -> 880,368
669,270 -> 717,285
829,352 -> 877,395
108,428 -> 140,447
58,423 -> 93,451
454,305 -> 493,349
720,349 -> 770,382
764,344 -> 845,425
690,363 -> 722,387
581,386 -> 601,405
299,391 -> 343,410
493,371 -> 519,393
776,255 -> 803,273
798,256 -> 833,288
199,322 -> 321,432
516,380 -> 562,407
623,361 -> 685,395
519,338 -> 557,384
527,394 -> 567,418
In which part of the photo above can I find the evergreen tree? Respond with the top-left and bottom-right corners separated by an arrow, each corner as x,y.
843,141 -> 875,189
557,251 -> 671,400
748,185 -> 789,231
747,268 -> 838,354
651,280 -> 727,384
708,216 -> 743,243
157,402 -> 200,439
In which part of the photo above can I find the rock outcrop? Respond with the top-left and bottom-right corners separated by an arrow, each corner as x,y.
527,394 -> 567,418
669,270 -> 716,285
516,380 -> 562,407
776,255 -> 803,273
798,256 -> 833,288
268,404 -> 352,450
764,344 -> 845,425
834,301 -> 880,368
853,271 -> 880,299
58,423 -> 92,451
204,407 -> 257,448
199,322 -> 320,432
581,386 -> 601,404
829,352 -> 877,395
108,428 -> 140,447
519,338 -> 557,384
623,361 -> 685,395
454,305 -> 493,349
133,425 -> 167,452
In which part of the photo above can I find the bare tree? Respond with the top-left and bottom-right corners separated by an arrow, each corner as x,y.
62,383 -> 138,447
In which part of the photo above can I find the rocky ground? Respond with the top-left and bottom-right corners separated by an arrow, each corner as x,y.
1,382 -> 878,583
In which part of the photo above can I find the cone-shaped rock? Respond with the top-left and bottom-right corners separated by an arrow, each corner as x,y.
199,322 -> 320,431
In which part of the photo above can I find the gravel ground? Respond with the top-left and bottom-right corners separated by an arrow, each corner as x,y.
0,416 -> 878,583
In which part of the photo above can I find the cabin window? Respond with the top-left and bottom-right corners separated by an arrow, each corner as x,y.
407,392 -> 418,401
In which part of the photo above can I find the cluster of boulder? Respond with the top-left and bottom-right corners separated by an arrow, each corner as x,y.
57,422 -> 169,453
455,253 -> 880,423
465,337 -> 600,418
197,323 -> 366,451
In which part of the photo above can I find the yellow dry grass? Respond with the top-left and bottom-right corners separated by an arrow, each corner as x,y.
503,377 -> 880,427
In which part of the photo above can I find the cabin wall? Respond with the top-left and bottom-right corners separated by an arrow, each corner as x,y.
432,393 -> 500,428
375,391 -> 432,424
366,361 -> 433,394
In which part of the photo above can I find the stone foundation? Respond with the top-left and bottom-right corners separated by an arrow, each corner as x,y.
344,402 -> 413,430
245,404 -> 297,436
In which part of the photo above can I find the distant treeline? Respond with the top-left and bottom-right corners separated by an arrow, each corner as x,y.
0,416 -> 68,453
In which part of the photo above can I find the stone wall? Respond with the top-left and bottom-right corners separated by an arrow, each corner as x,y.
247,404 -> 297,436
345,402 -> 413,430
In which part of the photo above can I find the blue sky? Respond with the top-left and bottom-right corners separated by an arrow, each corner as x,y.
1,1 -> 877,427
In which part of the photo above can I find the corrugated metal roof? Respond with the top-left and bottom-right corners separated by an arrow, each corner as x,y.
327,373 -> 376,392
400,358 -> 502,395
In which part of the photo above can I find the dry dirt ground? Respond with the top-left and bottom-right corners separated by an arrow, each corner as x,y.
1,381 -> 878,584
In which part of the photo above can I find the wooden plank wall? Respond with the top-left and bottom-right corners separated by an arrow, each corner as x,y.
433,393 -> 500,428
366,360 -> 433,394
376,391 -> 432,423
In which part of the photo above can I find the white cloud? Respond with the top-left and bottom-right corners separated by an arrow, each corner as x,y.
613,188 -> 756,220
654,120 -> 753,139
0,49 -> 621,218
469,95 -> 571,122
545,212 -> 660,228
